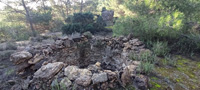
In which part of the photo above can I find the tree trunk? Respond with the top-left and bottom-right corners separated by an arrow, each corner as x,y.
80,0 -> 83,13
21,0 -> 36,37
65,0 -> 70,16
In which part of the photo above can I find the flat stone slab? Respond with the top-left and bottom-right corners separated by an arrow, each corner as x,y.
34,62 -> 64,79
10,51 -> 32,64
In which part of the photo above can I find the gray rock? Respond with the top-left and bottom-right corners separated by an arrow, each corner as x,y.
75,75 -> 91,87
10,51 -> 32,64
64,66 -> 92,80
64,66 -> 80,80
60,77 -> 72,88
34,62 -> 64,79
28,53 -> 44,64
104,70 -> 117,80
92,72 -> 108,84
7,80 -> 16,86
135,75 -> 148,90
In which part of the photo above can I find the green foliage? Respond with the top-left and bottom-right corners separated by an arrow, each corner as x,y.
31,9 -> 52,24
62,12 -> 106,34
130,51 -> 157,74
113,17 -> 134,36
62,23 -> 82,34
164,55 -> 177,66
72,13 -> 94,25
113,0 -> 200,54
83,31 -> 93,39
130,51 -> 157,63
152,41 -> 170,57
0,21 -> 31,42
138,62 -> 155,74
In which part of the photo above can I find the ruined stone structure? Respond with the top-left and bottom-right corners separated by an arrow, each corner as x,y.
10,34 -> 149,90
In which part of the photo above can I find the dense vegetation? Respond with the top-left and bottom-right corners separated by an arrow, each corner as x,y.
112,0 -> 200,54
62,12 -> 106,34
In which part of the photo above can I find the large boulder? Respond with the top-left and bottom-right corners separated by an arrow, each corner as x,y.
92,72 -> 108,84
10,51 -> 32,64
34,62 -> 64,79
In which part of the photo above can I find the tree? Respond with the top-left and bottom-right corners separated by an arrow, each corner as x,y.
21,0 -> 36,37
80,0 -> 83,13
0,0 -> 37,37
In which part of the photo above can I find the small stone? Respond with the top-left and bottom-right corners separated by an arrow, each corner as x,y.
122,37 -> 128,42
11,84 -> 22,90
126,65 -> 137,76
16,61 -> 30,73
63,39 -> 72,48
79,69 -> 92,77
34,62 -> 64,79
75,75 -> 91,87
64,66 -> 92,80
7,80 -> 16,86
127,33 -> 133,40
121,67 -> 131,86
104,70 -> 117,80
135,75 -> 149,90
92,72 -> 108,84
129,39 -> 138,45
22,76 -> 31,90
64,66 -> 80,80
60,77 -> 72,88
133,41 -> 143,46
28,54 -> 44,64
10,51 -> 32,64
88,64 -> 100,72
95,62 -> 101,67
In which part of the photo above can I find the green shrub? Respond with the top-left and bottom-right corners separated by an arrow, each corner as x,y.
172,33 -> 200,53
130,50 -> 157,74
138,62 -> 155,74
72,12 -> 94,25
130,51 -> 157,64
164,55 -> 177,66
152,41 -> 170,57
62,12 -> 106,35
0,22 -> 31,41
61,23 -> 82,35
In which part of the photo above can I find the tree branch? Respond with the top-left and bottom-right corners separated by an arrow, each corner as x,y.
0,1 -> 26,15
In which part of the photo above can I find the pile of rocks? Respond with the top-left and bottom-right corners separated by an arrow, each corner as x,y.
10,34 -> 149,90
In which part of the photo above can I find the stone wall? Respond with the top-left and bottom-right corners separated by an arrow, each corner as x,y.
10,34 -> 149,90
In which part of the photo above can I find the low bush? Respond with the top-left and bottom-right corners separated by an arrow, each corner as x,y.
152,41 -> 170,57
130,51 -> 157,64
113,14 -> 200,54
61,23 -> 82,34
129,51 -> 157,74
138,62 -> 155,74
164,55 -> 177,66
62,12 -> 106,35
